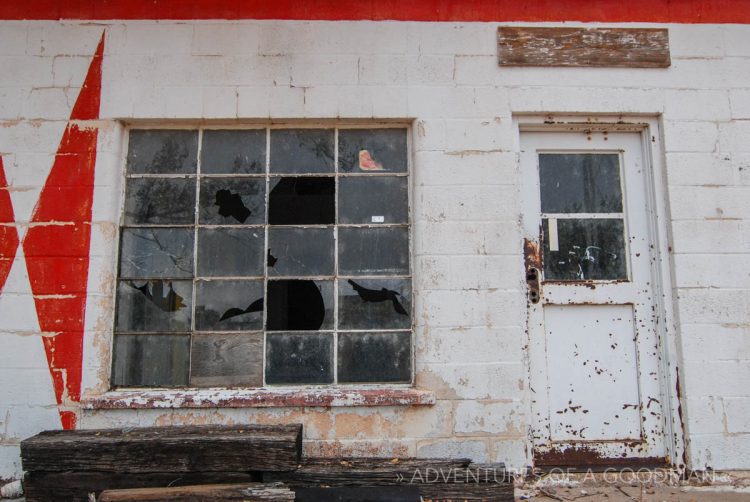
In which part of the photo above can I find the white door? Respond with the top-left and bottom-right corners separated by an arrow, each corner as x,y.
520,129 -> 667,468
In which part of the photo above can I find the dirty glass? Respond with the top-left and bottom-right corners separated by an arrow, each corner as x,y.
119,228 -> 194,278
539,154 -> 623,214
112,334 -> 190,387
266,280 -> 334,331
338,129 -> 407,173
116,280 -> 192,332
268,176 -> 335,225
338,278 -> 411,330
270,129 -> 334,173
338,227 -> 409,275
196,228 -> 264,278
338,176 -> 408,224
190,333 -> 264,387
194,279 -> 264,331
126,130 -> 198,174
265,333 -> 334,384
337,332 -> 411,383
199,178 -> 265,225
123,177 -> 195,225
200,129 -> 266,174
542,218 -> 627,281
267,228 -> 334,277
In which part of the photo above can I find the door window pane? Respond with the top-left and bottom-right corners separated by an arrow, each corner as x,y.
542,218 -> 627,281
539,154 -> 622,213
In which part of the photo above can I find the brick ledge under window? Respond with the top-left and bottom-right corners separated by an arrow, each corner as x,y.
82,388 -> 436,410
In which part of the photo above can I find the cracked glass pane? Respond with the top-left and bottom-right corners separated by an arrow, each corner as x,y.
124,177 -> 195,225
267,227 -> 334,277
338,278 -> 411,330
127,130 -> 198,174
265,333 -> 334,384
195,279 -> 264,331
112,334 -> 190,387
196,228 -> 264,278
116,280 -> 192,332
338,227 -> 409,275
201,129 -> 266,174
199,178 -> 265,225
190,333 -> 264,387
268,176 -> 335,225
338,176 -> 408,224
266,280 -> 334,331
338,129 -> 407,173
540,154 -> 623,214
270,129 -> 334,173
337,332 -> 411,383
119,228 -> 194,278
542,218 -> 627,281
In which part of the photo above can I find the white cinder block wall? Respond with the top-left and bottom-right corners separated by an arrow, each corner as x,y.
0,20 -> 749,480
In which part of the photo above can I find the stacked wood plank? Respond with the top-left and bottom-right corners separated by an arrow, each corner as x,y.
21,425 -> 515,501
21,425 -> 302,502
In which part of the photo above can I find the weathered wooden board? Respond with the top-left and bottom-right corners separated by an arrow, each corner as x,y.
23,471 -> 261,502
497,27 -> 670,67
21,424 -> 302,473
295,486 -> 422,501
266,458 -> 513,500
99,482 -> 294,501
265,457 -> 473,486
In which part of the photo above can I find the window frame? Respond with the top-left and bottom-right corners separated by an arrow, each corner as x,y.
111,123 -> 415,390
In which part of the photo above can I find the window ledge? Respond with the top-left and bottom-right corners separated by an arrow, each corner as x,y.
81,388 -> 436,410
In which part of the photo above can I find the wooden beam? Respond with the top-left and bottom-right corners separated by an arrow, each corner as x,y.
98,483 -> 294,501
498,27 -> 671,68
21,424 -> 302,473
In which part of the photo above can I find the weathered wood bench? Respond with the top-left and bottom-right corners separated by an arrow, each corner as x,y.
21,424 -> 302,502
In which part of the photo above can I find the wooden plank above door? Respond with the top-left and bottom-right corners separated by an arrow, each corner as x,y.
497,27 -> 671,68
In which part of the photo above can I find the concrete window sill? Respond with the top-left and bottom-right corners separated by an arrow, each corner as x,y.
81,387 -> 436,410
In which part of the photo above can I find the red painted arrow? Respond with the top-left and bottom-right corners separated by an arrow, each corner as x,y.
0,157 -> 19,296
22,32 -> 104,430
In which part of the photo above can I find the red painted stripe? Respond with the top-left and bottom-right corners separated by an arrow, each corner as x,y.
0,157 -> 20,296
22,32 -> 104,430
0,0 -> 749,23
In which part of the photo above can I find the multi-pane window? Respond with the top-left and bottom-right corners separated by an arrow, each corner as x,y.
112,127 -> 411,388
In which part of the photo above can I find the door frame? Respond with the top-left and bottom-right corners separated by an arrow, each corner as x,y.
512,115 -> 685,472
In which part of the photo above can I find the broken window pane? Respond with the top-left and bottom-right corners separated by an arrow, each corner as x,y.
190,333 -> 264,387
338,227 -> 409,275
542,218 -> 627,281
127,130 -> 198,175
124,177 -> 195,225
338,176 -> 408,224
201,129 -> 266,174
338,278 -> 411,330
195,279 -> 264,331
337,332 -> 411,383
266,280 -> 333,331
539,154 -> 623,213
267,228 -> 334,277
338,129 -> 407,173
119,228 -> 194,278
116,280 -> 192,332
199,178 -> 265,225
196,228 -> 264,278
112,334 -> 190,387
268,176 -> 335,225
265,333 -> 334,384
270,129 -> 334,173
